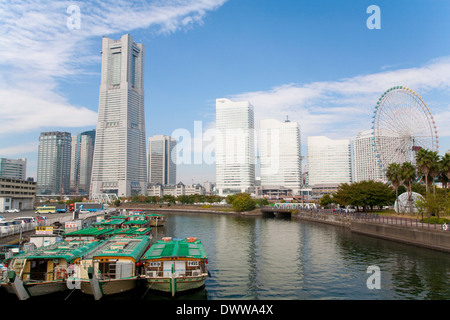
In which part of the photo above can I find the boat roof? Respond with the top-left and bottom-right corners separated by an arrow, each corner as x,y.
128,214 -> 147,220
92,219 -> 124,226
108,215 -> 128,220
146,213 -> 164,218
142,238 -> 207,260
11,240 -> 103,263
64,227 -> 115,237
83,236 -> 151,261
123,219 -> 148,226
108,227 -> 152,236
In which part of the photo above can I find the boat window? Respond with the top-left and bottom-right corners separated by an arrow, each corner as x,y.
98,262 -> 116,279
29,260 -> 48,281
98,261 -> 133,279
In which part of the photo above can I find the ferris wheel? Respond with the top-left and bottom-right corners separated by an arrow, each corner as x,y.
371,86 -> 439,173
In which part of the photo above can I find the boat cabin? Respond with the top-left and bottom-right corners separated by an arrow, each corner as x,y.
142,237 -> 208,280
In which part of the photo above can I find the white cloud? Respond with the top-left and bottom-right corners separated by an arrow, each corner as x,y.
0,0 -> 229,138
0,142 -> 39,156
230,57 -> 450,141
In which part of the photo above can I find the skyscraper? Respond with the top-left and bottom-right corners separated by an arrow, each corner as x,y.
215,98 -> 255,196
260,118 -> 302,195
148,135 -> 177,185
90,34 -> 147,197
0,158 -> 27,180
37,131 -> 71,195
353,130 -> 385,182
307,136 -> 352,186
70,130 -> 96,195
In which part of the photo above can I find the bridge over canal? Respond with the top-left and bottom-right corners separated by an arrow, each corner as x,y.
261,203 -> 316,218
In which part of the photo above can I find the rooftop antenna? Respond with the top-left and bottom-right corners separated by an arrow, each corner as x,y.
285,115 -> 290,122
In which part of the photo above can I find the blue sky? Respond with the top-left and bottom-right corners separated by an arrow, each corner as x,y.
0,0 -> 449,184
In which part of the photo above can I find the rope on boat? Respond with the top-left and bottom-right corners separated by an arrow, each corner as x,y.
65,287 -> 77,300
140,281 -> 154,300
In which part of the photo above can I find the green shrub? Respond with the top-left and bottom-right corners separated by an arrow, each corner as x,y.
231,193 -> 256,212
420,217 -> 450,224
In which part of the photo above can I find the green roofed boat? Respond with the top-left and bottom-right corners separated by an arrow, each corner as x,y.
141,237 -> 209,296
69,235 -> 152,299
145,213 -> 165,227
64,227 -> 115,241
1,240 -> 103,300
92,219 -> 125,229
104,226 -> 153,239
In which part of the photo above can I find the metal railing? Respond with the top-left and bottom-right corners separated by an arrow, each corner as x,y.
144,269 -> 204,278
0,212 -> 104,238
294,208 -> 449,231
0,222 -> 40,238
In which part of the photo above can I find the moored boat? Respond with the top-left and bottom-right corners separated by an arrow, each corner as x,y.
63,227 -> 115,241
1,240 -> 103,300
146,213 -> 165,227
69,235 -> 151,299
91,219 -> 125,229
122,216 -> 150,228
141,237 -> 209,296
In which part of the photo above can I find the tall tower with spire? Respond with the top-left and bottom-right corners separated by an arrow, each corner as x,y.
90,34 -> 147,198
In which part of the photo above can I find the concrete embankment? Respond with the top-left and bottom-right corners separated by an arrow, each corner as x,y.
134,206 -> 450,254
350,221 -> 450,253
291,211 -> 450,253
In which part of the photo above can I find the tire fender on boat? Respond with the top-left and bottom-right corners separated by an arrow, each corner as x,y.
56,268 -> 67,280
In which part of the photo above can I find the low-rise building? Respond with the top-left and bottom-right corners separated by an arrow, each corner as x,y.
146,182 -> 206,198
185,184 -> 205,196
0,177 -> 37,212
311,183 -> 340,201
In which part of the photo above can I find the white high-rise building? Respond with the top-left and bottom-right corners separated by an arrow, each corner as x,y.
148,135 -> 177,185
0,158 -> 27,180
90,34 -> 147,198
307,136 -> 352,186
215,98 -> 255,196
260,118 -> 302,195
353,130 -> 386,182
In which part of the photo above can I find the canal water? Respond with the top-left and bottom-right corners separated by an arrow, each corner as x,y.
3,211 -> 450,301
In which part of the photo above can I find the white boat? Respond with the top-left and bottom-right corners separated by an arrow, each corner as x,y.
69,235 -> 152,300
141,237 -> 209,296
1,240 -> 103,300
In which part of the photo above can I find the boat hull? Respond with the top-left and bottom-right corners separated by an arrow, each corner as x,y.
1,283 -> 15,294
149,221 -> 164,227
25,281 -> 68,296
2,280 -> 67,297
80,278 -> 138,296
146,275 -> 207,295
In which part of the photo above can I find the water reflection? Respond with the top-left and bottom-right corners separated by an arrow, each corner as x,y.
3,211 -> 450,300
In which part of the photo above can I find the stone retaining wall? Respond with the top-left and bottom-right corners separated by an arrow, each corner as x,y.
292,210 -> 450,253
292,211 -> 352,227
350,220 -> 450,253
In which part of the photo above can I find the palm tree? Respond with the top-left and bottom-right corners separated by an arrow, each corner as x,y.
386,163 -> 403,213
400,162 -> 416,215
415,148 -> 434,193
440,153 -> 450,197
427,151 -> 441,195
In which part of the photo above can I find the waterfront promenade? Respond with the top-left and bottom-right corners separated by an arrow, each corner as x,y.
127,204 -> 450,254
1,204 -> 449,253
